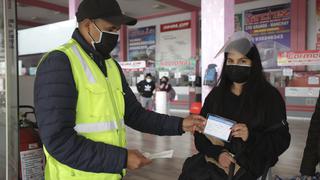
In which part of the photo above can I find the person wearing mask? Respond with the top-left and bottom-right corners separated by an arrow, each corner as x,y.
159,76 -> 176,101
136,73 -> 156,110
34,0 -> 206,179
299,93 -> 320,180
179,32 -> 290,180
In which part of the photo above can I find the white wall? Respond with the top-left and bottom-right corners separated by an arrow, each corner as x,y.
18,19 -> 77,56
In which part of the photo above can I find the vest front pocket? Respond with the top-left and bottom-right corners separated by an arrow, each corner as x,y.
85,84 -> 109,118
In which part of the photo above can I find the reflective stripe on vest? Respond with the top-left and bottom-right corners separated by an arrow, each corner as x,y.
71,45 -> 96,83
74,119 -> 125,133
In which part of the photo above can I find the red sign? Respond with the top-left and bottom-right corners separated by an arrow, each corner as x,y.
159,60 -> 191,67
160,20 -> 191,32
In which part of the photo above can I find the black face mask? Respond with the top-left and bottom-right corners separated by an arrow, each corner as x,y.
160,80 -> 167,84
89,22 -> 119,58
225,65 -> 251,83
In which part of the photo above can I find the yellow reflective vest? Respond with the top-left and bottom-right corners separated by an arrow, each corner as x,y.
40,39 -> 126,180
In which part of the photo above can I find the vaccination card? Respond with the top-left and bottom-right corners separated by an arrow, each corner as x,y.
204,114 -> 236,142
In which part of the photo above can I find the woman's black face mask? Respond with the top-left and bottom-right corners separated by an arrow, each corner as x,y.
225,65 -> 251,83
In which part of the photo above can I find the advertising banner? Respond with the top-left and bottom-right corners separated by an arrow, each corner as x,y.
119,60 -> 146,72
278,50 -> 320,66
245,4 -> 291,69
157,20 -> 195,74
128,26 -> 156,67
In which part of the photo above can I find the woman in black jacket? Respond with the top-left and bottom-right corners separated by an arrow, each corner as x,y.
180,34 -> 291,180
300,93 -> 320,179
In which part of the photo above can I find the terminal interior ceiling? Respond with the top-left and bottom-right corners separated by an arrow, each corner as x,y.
0,0 -> 320,179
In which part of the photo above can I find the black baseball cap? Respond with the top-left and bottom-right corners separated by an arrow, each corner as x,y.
76,0 -> 137,26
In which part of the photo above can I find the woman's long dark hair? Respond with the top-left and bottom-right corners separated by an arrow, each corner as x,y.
213,39 -> 273,129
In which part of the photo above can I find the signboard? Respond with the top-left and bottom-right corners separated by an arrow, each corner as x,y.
119,61 -> 146,71
245,4 -> 291,69
278,50 -> 320,66
128,26 -> 156,67
285,87 -> 320,98
157,20 -> 195,74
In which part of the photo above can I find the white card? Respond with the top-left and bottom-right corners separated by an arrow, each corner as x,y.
204,114 -> 236,142
142,150 -> 174,160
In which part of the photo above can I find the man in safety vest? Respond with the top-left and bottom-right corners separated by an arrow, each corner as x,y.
34,0 -> 206,179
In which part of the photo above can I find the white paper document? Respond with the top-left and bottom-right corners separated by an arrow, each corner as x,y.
143,150 -> 174,160
204,114 -> 236,142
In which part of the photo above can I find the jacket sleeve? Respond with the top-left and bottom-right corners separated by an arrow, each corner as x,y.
34,51 -> 127,174
194,90 -> 224,160
114,62 -> 184,136
136,81 -> 142,93
237,89 -> 291,177
300,93 -> 320,176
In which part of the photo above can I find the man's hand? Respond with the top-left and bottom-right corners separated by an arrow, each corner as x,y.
182,114 -> 207,133
218,152 -> 235,169
231,123 -> 249,142
127,149 -> 152,170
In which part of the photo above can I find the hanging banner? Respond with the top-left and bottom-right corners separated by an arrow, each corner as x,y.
157,20 -> 195,74
278,50 -> 320,66
245,4 -> 291,69
128,26 -> 156,67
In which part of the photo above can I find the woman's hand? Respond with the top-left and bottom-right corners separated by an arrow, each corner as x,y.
231,123 -> 249,142
218,152 -> 235,169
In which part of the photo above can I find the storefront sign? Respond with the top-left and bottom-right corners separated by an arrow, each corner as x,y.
128,26 -> 156,66
119,61 -> 146,71
285,87 -> 320,98
278,50 -> 320,66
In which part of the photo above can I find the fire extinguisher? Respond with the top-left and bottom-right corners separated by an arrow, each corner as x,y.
19,105 -> 44,180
